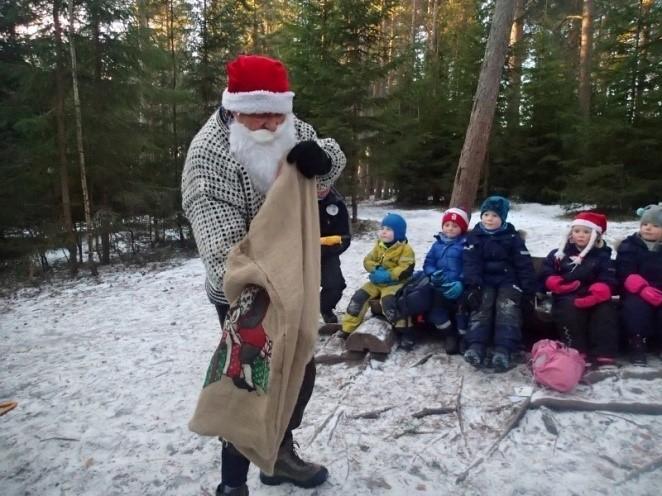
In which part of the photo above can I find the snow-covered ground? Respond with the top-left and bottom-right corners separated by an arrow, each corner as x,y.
1,202 -> 660,496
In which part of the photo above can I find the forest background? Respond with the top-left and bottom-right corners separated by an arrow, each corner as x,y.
1,0 -> 660,275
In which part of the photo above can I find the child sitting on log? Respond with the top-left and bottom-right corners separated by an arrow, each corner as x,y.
423,207 -> 470,354
539,212 -> 619,367
616,204 -> 662,365
341,213 -> 416,349
463,196 -> 536,371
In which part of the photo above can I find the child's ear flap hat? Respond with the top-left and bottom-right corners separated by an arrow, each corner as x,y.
556,211 -> 607,265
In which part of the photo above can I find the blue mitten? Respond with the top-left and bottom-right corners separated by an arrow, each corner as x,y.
441,281 -> 464,300
430,270 -> 445,288
370,267 -> 393,285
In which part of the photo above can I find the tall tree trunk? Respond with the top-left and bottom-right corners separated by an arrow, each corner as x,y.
410,0 -> 417,68
578,0 -> 593,121
631,0 -> 652,124
450,0 -> 516,211
201,0 -> 211,112
68,0 -> 98,276
92,3 -> 111,265
53,0 -> 78,274
252,0 -> 260,51
169,0 -> 178,169
507,0 -> 525,129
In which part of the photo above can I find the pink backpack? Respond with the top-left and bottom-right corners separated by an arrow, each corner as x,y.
530,339 -> 586,393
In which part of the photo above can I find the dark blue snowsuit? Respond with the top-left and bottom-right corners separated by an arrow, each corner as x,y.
462,223 -> 536,354
616,233 -> 662,340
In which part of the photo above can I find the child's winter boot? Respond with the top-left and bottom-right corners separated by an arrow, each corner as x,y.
464,344 -> 484,368
398,328 -> 416,351
492,347 -> 511,372
629,335 -> 647,366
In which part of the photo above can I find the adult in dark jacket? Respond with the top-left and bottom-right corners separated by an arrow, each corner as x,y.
539,212 -> 619,363
616,204 -> 662,364
318,187 -> 351,324
463,196 -> 536,371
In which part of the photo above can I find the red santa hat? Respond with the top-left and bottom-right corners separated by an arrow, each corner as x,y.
442,207 -> 470,233
221,55 -> 295,115
556,211 -> 608,264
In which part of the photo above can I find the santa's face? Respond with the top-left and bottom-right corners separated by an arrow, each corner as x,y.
229,113 -> 296,195
234,112 -> 286,131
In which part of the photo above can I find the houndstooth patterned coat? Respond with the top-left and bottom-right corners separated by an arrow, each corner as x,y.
182,110 -> 346,305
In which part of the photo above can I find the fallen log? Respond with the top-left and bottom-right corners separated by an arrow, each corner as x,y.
530,395 -> 662,415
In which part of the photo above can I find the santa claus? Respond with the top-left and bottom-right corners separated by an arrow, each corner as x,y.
182,54 -> 345,495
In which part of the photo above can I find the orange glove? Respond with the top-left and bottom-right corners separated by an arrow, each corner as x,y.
320,235 -> 342,246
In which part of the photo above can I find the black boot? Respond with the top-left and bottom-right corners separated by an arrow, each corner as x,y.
398,328 -> 416,351
321,310 -> 338,324
629,335 -> 647,366
444,334 -> 459,355
216,483 -> 249,496
259,437 -> 328,488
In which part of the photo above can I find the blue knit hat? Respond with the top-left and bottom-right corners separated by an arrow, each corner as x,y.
381,213 -> 407,242
480,196 -> 510,222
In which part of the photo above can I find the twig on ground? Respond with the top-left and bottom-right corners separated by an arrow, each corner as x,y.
353,405 -> 396,419
541,409 -> 559,436
393,427 -> 438,439
455,376 -> 469,452
307,353 -> 370,446
409,353 -> 434,368
455,395 -> 532,484
616,453 -> 662,485
40,436 -> 80,442
484,403 -> 514,413
595,412 -> 655,431
327,410 -> 345,443
412,406 -> 455,419
598,454 -> 633,472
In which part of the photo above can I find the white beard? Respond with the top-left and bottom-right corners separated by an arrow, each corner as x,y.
228,114 -> 297,195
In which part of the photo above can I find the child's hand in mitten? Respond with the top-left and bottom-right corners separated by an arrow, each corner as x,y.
545,275 -> 580,294
624,274 -> 649,294
640,286 -> 662,307
574,282 -> 611,309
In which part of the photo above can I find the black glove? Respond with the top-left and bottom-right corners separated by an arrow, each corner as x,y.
287,140 -> 332,178
465,286 -> 482,312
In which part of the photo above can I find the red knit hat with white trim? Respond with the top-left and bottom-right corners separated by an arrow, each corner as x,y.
222,55 -> 295,114
556,211 -> 608,264
442,207 -> 470,233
